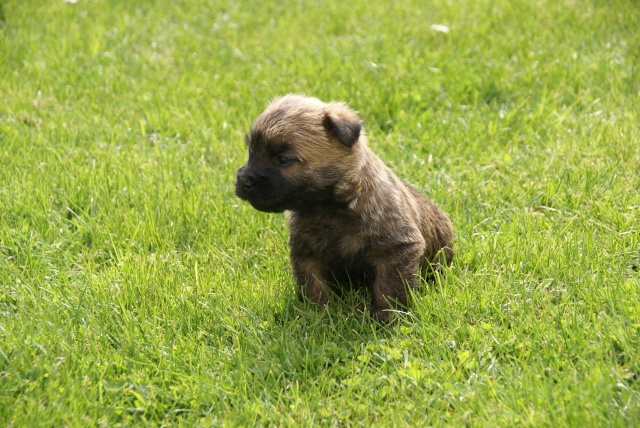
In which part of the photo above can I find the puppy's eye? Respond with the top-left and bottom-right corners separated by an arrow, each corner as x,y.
277,155 -> 291,166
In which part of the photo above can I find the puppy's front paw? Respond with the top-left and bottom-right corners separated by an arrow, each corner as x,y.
299,290 -> 330,306
299,281 -> 331,306
370,307 -> 392,324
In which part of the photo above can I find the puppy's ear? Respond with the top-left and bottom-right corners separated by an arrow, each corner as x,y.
322,107 -> 362,148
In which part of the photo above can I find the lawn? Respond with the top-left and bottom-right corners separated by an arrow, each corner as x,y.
1,0 -> 639,426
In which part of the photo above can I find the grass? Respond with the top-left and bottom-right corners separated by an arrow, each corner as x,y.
1,0 -> 639,425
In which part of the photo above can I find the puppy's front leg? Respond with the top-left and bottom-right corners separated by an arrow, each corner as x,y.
292,258 -> 333,305
370,247 -> 422,322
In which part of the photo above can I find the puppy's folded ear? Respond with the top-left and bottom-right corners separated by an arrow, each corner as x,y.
323,105 -> 362,148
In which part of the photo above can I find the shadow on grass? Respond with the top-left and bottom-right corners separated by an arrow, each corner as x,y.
247,269 -> 451,354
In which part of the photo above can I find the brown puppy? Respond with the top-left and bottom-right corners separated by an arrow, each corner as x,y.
236,94 -> 453,322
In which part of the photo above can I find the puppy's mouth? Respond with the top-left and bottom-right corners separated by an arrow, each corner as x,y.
240,196 -> 287,213
235,167 -> 347,214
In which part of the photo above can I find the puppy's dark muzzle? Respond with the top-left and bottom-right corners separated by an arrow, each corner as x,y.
235,165 -> 285,213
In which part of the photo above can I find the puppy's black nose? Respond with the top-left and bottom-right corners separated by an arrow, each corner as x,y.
237,170 -> 256,190
242,178 -> 254,190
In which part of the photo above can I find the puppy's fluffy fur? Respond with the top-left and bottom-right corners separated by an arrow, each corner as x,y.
236,94 -> 453,322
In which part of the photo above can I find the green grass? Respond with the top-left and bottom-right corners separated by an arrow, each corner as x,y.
1,0 -> 639,425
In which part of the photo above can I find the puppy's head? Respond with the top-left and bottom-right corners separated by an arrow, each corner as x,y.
236,94 -> 363,213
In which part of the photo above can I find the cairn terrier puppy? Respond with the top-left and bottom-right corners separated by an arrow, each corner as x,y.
236,94 -> 453,322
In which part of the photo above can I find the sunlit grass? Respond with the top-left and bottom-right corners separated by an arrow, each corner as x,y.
1,0 -> 639,425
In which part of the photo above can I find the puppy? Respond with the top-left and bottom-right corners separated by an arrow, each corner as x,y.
236,94 -> 453,322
